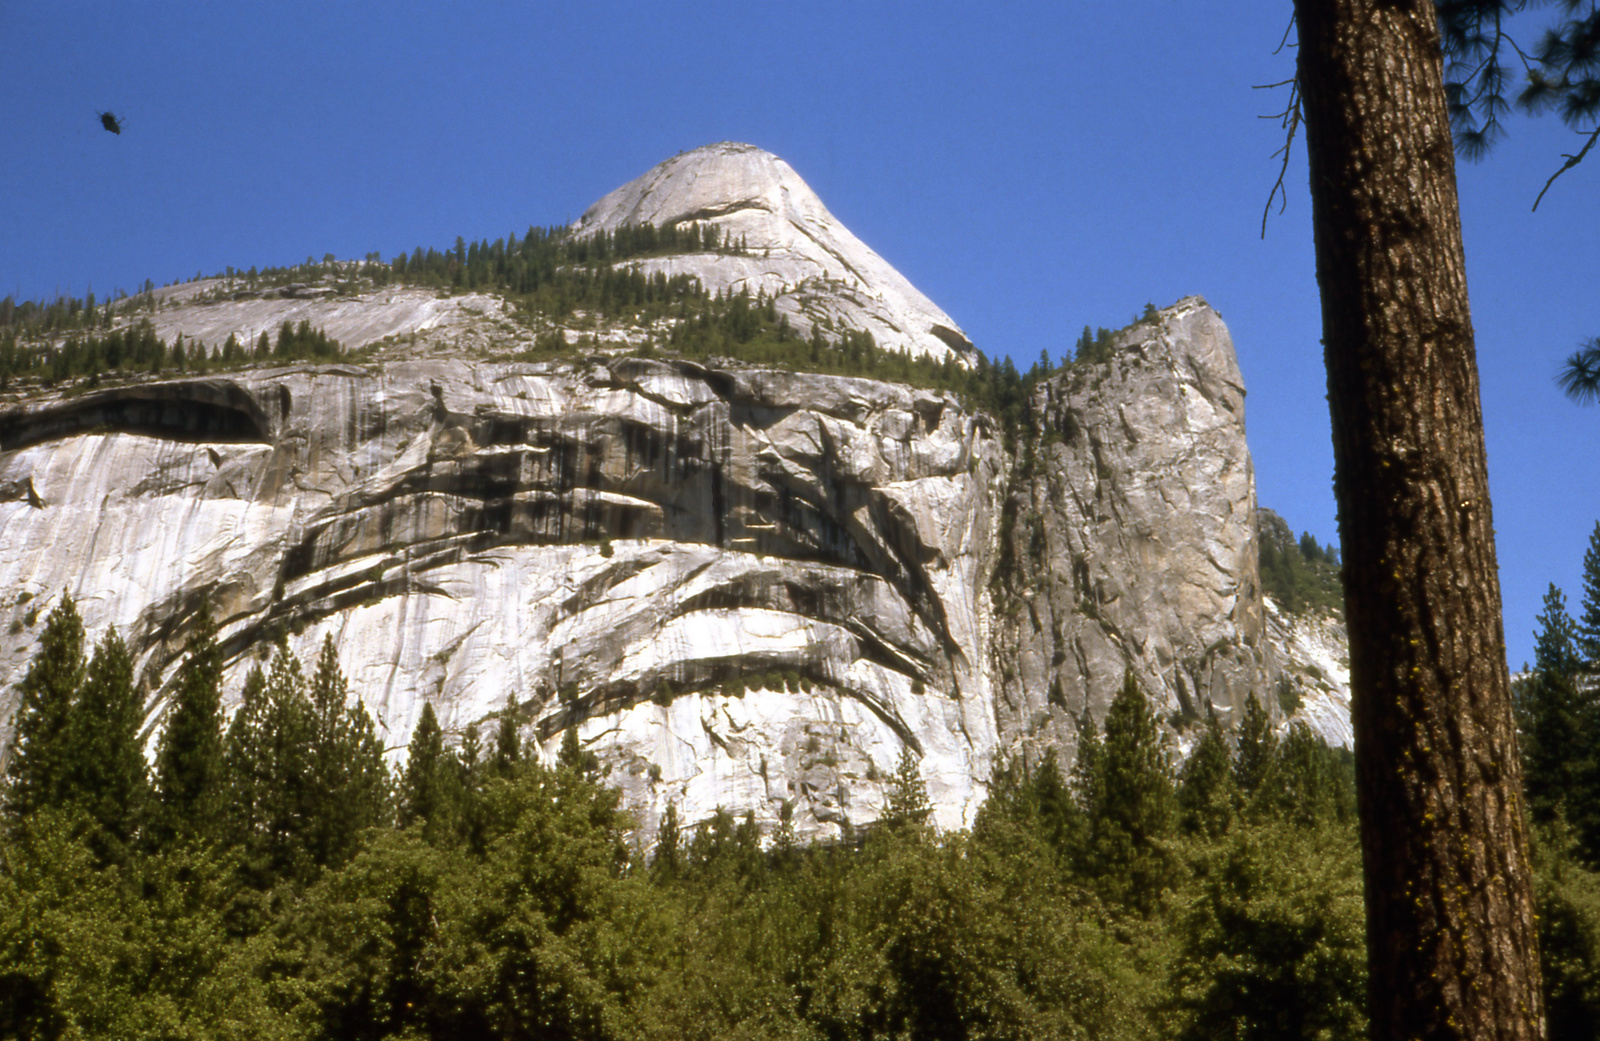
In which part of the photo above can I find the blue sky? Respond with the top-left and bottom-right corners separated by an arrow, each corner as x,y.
3,1 -> 1597,667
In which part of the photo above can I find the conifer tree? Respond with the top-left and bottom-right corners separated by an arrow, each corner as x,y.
247,644 -> 314,881
1069,704 -> 1105,834
1029,748 -> 1080,856
1177,705 -> 1236,838
652,800 -> 682,882
3,593 -> 85,818
491,699 -> 521,777
1233,692 -> 1278,802
883,746 -> 933,836
556,726 -> 599,780
1579,522 -> 1600,667
1090,670 -> 1176,910
153,604 -> 225,846
399,703 -> 462,844
1266,722 -> 1344,827
223,663 -> 267,846
1519,584 -> 1588,827
341,698 -> 390,837
305,635 -> 389,869
60,627 -> 147,860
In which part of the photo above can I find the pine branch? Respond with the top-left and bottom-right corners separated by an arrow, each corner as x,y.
1557,337 -> 1600,403
1257,77 -> 1303,239
1533,123 -> 1600,208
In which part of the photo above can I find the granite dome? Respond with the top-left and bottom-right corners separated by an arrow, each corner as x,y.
574,143 -> 975,365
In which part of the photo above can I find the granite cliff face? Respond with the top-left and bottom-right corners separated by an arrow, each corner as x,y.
0,145 -> 1343,843
0,357 -> 1005,841
988,301 -> 1271,763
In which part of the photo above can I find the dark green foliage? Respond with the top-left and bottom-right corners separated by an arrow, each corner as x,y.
1069,703 -> 1104,823
1580,522 -> 1600,665
972,749 -> 1081,864
399,702 -> 455,839
1177,707 -> 1236,838
1081,670 -> 1177,912
1,315 -> 346,386
271,318 -> 343,361
1437,2 -> 1600,395
651,800 -> 681,882
1257,509 -> 1343,615
1074,324 -> 1118,365
1258,722 -> 1354,828
1168,824 -> 1367,1041
3,593 -> 85,819
153,604 -> 226,846
7,593 -> 1600,1039
1233,692 -> 1278,802
222,664 -> 268,851
556,725 -> 601,780
1532,833 -> 1600,1039
1559,339 -> 1600,405
882,746 -> 933,835
491,698 -> 522,777
304,635 -> 390,870
250,644 -> 315,882
1,617 -> 153,862
1439,1 -> 1600,173
58,627 -> 147,862
1520,584 -> 1590,827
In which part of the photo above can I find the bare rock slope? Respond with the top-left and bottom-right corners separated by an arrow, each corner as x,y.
574,143 -> 976,364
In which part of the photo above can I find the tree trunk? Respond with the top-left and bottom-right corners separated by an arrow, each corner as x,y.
1291,1 -> 1544,1037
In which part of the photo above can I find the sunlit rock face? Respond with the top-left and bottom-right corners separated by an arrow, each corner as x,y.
0,296 -> 1323,842
573,142 -> 976,365
988,299 -> 1279,763
0,142 -> 1343,841
0,358 -> 1006,842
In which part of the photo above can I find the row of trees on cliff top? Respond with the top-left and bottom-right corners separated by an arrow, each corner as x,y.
5,591 -> 1600,1038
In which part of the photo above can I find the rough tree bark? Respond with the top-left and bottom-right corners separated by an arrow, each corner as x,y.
1291,1 -> 1544,1037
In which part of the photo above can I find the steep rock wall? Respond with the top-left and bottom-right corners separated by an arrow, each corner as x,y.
0,297 -> 1312,840
990,298 -> 1275,762
0,356 -> 1006,842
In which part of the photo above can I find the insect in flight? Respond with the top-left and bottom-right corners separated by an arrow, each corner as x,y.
98,111 -> 122,134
